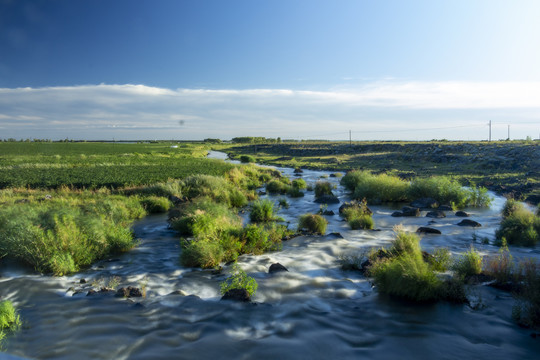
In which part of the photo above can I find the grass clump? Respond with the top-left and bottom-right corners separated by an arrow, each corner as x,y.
341,199 -> 374,230
0,300 -> 21,344
0,195 -> 144,275
484,243 -> 517,285
287,187 -> 304,198
341,171 -> 409,204
239,155 -> 256,163
451,247 -> 483,279
298,214 -> 327,234
291,178 -> 307,189
180,174 -> 249,207
314,181 -> 333,198
512,259 -> 540,329
220,264 -> 258,297
496,200 -> 540,246
140,196 -> 171,213
266,179 -> 291,194
250,199 -> 277,223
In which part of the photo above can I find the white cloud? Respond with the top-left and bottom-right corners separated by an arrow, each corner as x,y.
0,82 -> 538,140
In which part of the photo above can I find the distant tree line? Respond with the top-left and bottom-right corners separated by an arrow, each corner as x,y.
231,137 -> 282,144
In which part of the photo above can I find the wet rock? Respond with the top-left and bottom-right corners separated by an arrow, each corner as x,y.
416,227 -> 442,234
221,288 -> 251,302
457,219 -> 482,227
410,198 -> 439,209
438,205 -> 453,211
391,211 -> 403,217
269,263 -> 288,274
211,266 -> 223,275
294,167 -> 303,174
326,232 -> 344,239
455,210 -> 470,217
258,191 -> 267,196
169,290 -> 188,296
426,210 -> 446,218
116,286 -> 143,298
321,210 -> 335,216
87,287 -> 115,296
79,278 -> 87,284
401,206 -> 420,217
314,194 -> 340,204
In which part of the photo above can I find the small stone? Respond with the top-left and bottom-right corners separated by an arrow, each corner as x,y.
269,263 -> 288,274
401,206 -> 420,217
457,219 -> 482,227
314,194 -> 340,204
426,210 -> 446,218
221,288 -> 251,302
79,278 -> 87,284
455,211 -> 470,217
416,227 -> 442,234
391,211 -> 403,217
116,286 -> 143,298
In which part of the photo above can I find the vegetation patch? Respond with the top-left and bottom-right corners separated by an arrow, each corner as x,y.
0,300 -> 21,344
314,181 -> 334,198
341,199 -> 374,230
220,264 -> 258,297
496,199 -> 540,246
140,196 -> 171,213
451,247 -> 483,280
298,214 -> 327,234
249,199 -> 279,223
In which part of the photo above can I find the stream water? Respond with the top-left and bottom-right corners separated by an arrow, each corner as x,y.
0,151 -> 539,359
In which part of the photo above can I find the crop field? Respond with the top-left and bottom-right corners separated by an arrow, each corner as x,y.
0,142 -> 235,189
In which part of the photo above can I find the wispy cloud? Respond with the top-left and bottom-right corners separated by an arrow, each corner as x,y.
0,82 -> 538,140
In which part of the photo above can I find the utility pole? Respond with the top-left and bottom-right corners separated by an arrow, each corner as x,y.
508,125 -> 510,140
349,130 -> 352,147
489,120 -> 492,142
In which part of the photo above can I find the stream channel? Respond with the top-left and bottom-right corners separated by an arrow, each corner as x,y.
1,151 -> 539,359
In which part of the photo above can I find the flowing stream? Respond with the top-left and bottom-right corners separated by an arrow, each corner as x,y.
0,151 -> 539,359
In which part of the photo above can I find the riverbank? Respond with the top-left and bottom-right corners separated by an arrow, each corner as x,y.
222,141 -> 540,204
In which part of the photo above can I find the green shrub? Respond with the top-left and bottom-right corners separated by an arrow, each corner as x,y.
342,171 -> 409,203
348,215 -> 374,230
278,198 -> 289,209
429,248 -> 452,272
180,237 -> 224,269
338,252 -> 364,271
287,187 -> 305,198
140,196 -> 171,213
314,181 -> 333,198
266,180 -> 290,194
371,252 -> 442,302
466,184 -> 492,207
250,199 -> 277,223
0,300 -> 21,343
452,247 -> 483,279
291,178 -> 307,189
240,155 -> 256,163
496,204 -> 540,246
298,214 -> 327,234
501,199 -> 524,219
390,231 -> 422,257
220,264 -> 258,296
228,189 -> 248,208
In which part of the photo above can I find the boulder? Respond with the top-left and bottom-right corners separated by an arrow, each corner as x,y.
401,206 -> 420,217
321,210 -> 335,216
116,286 -> 143,298
391,211 -> 403,217
438,205 -> 453,211
314,195 -> 340,204
416,227 -> 442,234
410,198 -> 439,209
294,167 -> 303,174
455,211 -> 469,217
457,219 -> 482,227
426,210 -> 446,218
269,263 -> 289,274
221,288 -> 251,302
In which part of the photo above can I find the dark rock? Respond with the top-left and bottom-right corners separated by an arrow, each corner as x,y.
269,263 -> 288,274
79,278 -> 87,284
321,210 -> 335,216
116,286 -> 143,298
294,167 -> 303,174
410,198 -> 439,209
87,287 -> 115,296
221,288 -> 251,302
401,206 -> 420,217
211,266 -> 223,275
169,290 -> 188,296
338,200 -> 373,216
426,210 -> 446,218
326,232 -> 344,239
526,194 -> 540,206
457,219 -> 482,227
258,191 -> 267,196
416,227 -> 442,234
314,194 -> 340,204
391,211 -> 403,217
455,211 -> 470,217
438,205 -> 453,211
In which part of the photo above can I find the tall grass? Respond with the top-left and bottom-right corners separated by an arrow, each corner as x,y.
496,200 -> 540,246
298,214 -> 327,234
341,199 -> 374,230
341,171 -> 409,203
451,247 -> 483,279
0,300 -> 20,343
250,199 -> 277,223
0,195 -> 144,275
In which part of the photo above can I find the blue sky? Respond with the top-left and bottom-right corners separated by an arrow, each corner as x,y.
0,0 -> 539,140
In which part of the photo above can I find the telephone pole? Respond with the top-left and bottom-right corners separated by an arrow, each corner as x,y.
349,130 -> 352,147
489,120 -> 492,142
508,125 -> 510,140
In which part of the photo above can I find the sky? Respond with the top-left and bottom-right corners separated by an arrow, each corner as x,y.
0,0 -> 539,141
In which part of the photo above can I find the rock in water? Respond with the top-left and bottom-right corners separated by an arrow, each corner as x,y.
314,194 -> 340,204
401,206 -> 420,217
426,210 -> 446,218
269,263 -> 289,274
116,286 -> 143,298
457,219 -> 482,227
221,288 -> 251,302
416,227 -> 442,234
455,211 -> 470,217
410,198 -> 439,209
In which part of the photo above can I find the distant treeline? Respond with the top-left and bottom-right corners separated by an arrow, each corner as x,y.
230,137 -> 282,144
